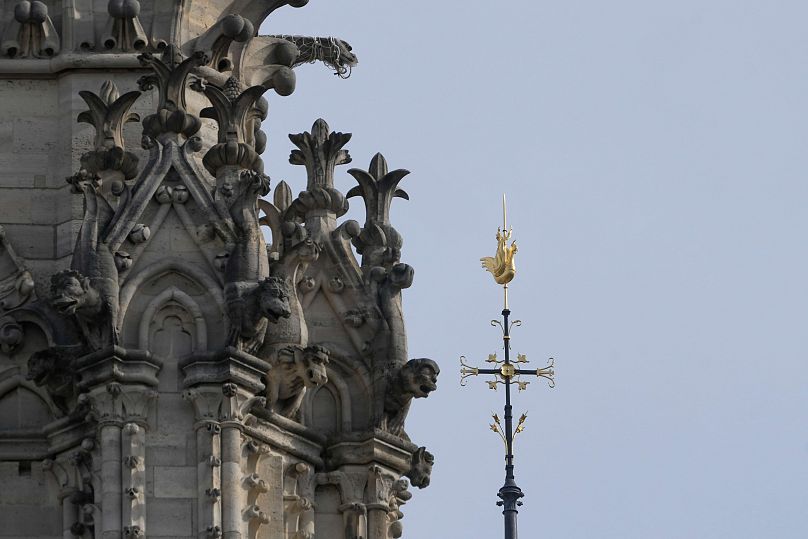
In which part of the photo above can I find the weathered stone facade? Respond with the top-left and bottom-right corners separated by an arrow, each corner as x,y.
0,2 -> 437,537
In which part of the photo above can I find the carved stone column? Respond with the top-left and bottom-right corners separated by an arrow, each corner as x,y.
82,382 -> 157,538
183,388 -> 225,539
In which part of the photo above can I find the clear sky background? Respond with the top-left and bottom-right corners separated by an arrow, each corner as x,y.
260,2 -> 808,537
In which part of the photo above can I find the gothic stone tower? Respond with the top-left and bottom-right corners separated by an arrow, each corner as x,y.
0,2 -> 439,538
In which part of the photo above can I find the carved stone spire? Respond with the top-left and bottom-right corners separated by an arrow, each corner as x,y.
193,76 -> 271,176
347,153 -> 410,269
77,80 -> 142,179
286,119 -> 351,237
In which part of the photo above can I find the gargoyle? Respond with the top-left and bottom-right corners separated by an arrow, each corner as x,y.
225,276 -> 291,354
405,447 -> 434,489
269,35 -> 358,78
26,346 -> 81,414
382,358 -> 439,437
217,169 -> 281,353
51,171 -> 119,350
265,345 -> 329,419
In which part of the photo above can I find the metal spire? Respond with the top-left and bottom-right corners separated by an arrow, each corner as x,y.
463,195 -> 555,539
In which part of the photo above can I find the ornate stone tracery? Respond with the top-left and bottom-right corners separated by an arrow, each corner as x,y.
0,2 -> 436,537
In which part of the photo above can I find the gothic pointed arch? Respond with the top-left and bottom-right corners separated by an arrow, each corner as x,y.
138,286 -> 208,352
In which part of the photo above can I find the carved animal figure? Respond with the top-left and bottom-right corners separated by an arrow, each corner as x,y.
225,276 -> 292,353
406,447 -> 434,489
27,347 -> 79,414
220,169 -> 279,353
480,227 -> 518,285
265,345 -> 329,418
269,35 -> 358,78
382,358 -> 440,436
261,232 -> 320,354
51,171 -> 119,350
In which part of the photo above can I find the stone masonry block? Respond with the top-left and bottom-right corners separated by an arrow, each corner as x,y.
0,505 -> 61,536
146,497 -> 193,537
0,80 -> 57,118
14,118 -> 58,153
153,466 -> 197,498
146,445 -> 187,467
0,153 -> 51,188
0,223 -> 55,259
0,187 -> 72,225
55,220 -> 76,259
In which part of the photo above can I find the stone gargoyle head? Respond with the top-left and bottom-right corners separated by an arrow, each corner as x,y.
50,270 -> 101,317
301,345 -> 330,387
399,358 -> 440,399
257,276 -> 292,323
406,446 -> 435,489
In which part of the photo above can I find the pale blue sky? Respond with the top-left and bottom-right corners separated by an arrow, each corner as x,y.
261,2 -> 808,537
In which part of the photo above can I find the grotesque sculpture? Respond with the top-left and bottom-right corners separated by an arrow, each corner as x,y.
51,170 -> 120,350
406,447 -> 435,489
27,347 -> 79,414
226,276 -> 292,354
265,345 -> 330,418
383,358 -> 440,436
50,270 -> 115,351
269,35 -> 358,78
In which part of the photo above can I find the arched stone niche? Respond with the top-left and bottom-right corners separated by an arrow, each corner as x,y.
307,383 -> 340,435
119,259 -> 226,351
119,260 -> 225,392
139,286 -> 207,354
302,350 -> 374,434
0,372 -> 56,459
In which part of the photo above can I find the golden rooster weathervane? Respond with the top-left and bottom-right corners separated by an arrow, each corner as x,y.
463,194 -> 555,539
481,194 -> 518,308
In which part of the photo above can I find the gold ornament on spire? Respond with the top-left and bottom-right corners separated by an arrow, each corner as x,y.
480,194 -> 518,308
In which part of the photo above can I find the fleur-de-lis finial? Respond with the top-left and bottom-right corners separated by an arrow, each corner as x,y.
193,76 -> 270,176
76,80 -> 142,179
138,48 -> 208,140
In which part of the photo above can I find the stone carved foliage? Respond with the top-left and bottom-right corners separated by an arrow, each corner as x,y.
265,345 -> 329,418
81,382 -> 157,425
138,47 -> 207,141
347,153 -> 410,269
102,0 -> 148,52
365,466 -> 411,539
285,462 -> 316,539
77,80 -> 142,179
287,119 -> 351,220
269,34 -> 358,78
193,77 -> 271,175
1,1 -> 60,58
